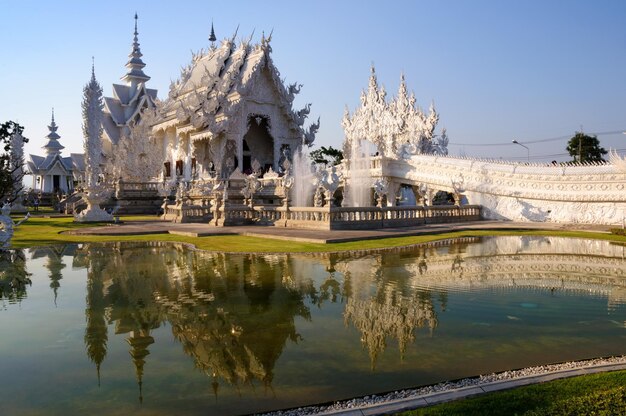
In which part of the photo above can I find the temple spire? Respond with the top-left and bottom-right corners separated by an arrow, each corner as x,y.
43,108 -> 64,156
122,13 -> 150,86
209,21 -> 217,44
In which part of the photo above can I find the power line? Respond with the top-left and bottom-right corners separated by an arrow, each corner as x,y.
449,130 -> 626,147
477,148 -> 626,161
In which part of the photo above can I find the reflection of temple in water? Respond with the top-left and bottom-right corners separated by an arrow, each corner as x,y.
76,242 -> 175,401
390,237 -> 626,309
29,245 -> 77,305
45,236 -> 626,400
77,243 -> 317,401
323,236 -> 626,366
155,252 -> 315,394
338,253 -> 441,368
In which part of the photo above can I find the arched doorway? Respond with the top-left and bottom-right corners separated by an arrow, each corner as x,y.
242,115 -> 274,174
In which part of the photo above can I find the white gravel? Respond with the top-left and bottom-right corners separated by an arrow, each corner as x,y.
257,355 -> 626,415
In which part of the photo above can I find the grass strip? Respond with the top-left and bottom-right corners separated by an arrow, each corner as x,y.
10,216 -> 626,253
398,370 -> 626,415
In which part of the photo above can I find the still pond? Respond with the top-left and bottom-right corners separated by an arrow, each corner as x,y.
0,236 -> 625,415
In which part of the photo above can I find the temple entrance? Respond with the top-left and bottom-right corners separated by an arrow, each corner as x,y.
53,175 -> 60,192
242,115 -> 274,174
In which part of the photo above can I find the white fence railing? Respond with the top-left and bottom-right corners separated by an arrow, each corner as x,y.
207,204 -> 481,229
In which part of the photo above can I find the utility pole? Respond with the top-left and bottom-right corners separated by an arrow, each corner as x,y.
512,140 -> 529,162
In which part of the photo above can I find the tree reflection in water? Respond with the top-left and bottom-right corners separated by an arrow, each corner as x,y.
0,249 -> 30,307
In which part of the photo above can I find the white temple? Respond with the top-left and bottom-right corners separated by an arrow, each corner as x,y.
70,18 -> 625,226
151,29 -> 318,180
27,110 -> 84,194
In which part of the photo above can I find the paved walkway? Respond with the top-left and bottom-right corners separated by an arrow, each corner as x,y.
65,219 -> 613,244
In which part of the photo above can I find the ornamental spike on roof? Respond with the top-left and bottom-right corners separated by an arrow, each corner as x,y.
122,13 -> 150,85
209,21 -> 217,43
49,107 -> 57,132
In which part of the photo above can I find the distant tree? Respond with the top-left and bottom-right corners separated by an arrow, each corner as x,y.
0,121 -> 28,202
566,132 -> 607,163
310,146 -> 344,166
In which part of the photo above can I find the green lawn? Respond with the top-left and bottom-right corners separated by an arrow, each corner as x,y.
398,370 -> 626,416
10,215 -> 626,253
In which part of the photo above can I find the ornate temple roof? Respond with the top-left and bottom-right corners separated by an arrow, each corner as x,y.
27,111 -> 77,175
156,30 -> 316,144
122,13 -> 150,85
102,14 -> 157,146
342,67 -> 446,159
42,109 -> 65,155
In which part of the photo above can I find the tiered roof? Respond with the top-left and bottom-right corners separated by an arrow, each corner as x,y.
27,110 -> 77,175
102,14 -> 157,145
156,30 -> 316,144
42,109 -> 65,155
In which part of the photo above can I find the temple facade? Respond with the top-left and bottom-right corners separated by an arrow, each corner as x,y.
27,111 -> 84,194
151,30 -> 318,181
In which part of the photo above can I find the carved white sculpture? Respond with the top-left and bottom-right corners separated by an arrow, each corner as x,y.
0,203 -> 29,249
342,68 -> 449,160
108,107 -> 163,182
241,159 -> 263,207
340,65 -> 625,225
609,150 -> 626,174
75,65 -> 113,223
372,178 -> 390,207
9,129 -> 27,213
316,164 -> 343,206
372,154 -> 626,225
157,178 -> 177,214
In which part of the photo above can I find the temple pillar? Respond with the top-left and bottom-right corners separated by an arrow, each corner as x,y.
43,175 -> 50,193
236,135 -> 243,172
273,138 -> 281,171
162,130 -> 169,166
184,136 -> 192,181
169,130 -> 178,179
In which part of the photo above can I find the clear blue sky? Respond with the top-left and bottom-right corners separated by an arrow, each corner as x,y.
1,0 -> 625,162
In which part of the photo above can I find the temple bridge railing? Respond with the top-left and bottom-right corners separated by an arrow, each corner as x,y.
211,204 -> 481,229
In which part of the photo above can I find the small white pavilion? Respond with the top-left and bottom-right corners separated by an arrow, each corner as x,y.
27,111 -> 84,194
